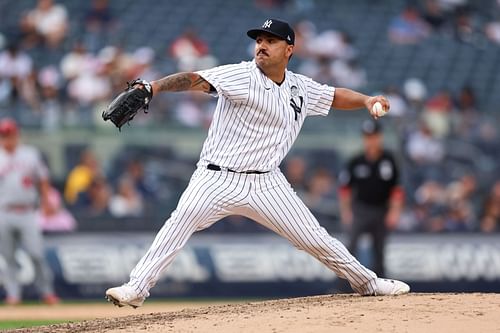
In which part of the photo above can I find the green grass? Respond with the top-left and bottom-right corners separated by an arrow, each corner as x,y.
0,319 -> 71,330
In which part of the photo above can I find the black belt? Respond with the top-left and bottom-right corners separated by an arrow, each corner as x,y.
207,164 -> 268,175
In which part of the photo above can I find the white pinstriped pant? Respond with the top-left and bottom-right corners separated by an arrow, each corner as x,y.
128,167 -> 377,297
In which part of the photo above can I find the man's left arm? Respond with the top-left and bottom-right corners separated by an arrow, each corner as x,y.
331,88 -> 390,119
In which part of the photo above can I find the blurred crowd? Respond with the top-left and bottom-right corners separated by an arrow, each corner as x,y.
42,139 -> 498,235
388,0 -> 500,45
0,0 -> 498,234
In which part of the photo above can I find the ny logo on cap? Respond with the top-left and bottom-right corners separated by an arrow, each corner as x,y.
262,19 -> 273,28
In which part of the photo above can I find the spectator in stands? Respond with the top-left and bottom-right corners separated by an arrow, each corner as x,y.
413,180 -> 447,232
437,0 -> 469,12
291,19 -> 317,59
452,86 -> 481,140
109,176 -> 144,218
36,185 -> 77,232
406,120 -> 445,166
20,0 -> 68,49
64,149 -> 102,205
422,0 -> 448,32
480,180 -> 500,232
485,19 -> 500,44
299,30 -> 357,87
299,56 -> 335,85
330,58 -> 367,90
37,65 -> 62,131
452,5 -> 479,44
307,30 -> 356,61
303,167 -> 338,229
405,119 -> 445,188
403,78 -> 427,114
484,1 -> 500,43
130,47 -> 158,82
97,45 -> 135,91
121,159 -> 158,200
282,26 -> 359,87
485,0 -> 500,44
388,5 -> 430,44
73,176 -> 112,217
60,41 -> 95,82
170,28 -> 218,71
411,173 -> 478,232
382,86 -> 411,137
0,42 -> 38,111
66,57 -> 112,124
443,174 -> 477,231
422,90 -> 453,138
383,85 -> 409,119
83,0 -> 117,53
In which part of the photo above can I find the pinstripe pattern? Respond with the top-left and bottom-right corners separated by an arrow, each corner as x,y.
128,168 -> 377,297
125,60 -> 379,297
246,171 -> 377,294
195,61 -> 334,172
129,168 -> 252,296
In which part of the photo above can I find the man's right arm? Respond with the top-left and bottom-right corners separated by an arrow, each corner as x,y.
150,72 -> 214,94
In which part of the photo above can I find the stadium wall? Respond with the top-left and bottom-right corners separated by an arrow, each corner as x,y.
1,233 -> 499,300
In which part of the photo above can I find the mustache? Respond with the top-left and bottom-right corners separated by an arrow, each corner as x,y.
257,50 -> 269,56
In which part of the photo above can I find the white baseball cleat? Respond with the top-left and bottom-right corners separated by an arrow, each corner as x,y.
105,284 -> 145,308
374,278 -> 410,296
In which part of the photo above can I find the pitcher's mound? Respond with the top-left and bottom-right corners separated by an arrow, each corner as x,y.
9,293 -> 500,333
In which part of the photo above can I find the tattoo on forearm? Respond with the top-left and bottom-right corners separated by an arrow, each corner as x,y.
154,73 -> 211,92
155,73 -> 192,92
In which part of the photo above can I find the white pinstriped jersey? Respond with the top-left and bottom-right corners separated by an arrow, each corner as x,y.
0,145 -> 48,207
196,61 -> 335,172
125,60 -> 379,300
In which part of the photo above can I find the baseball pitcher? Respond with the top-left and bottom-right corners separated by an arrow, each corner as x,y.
104,18 -> 409,308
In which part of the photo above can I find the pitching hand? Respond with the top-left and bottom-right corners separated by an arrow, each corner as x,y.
365,96 -> 390,119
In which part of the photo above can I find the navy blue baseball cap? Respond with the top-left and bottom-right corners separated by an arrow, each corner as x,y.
247,18 -> 295,45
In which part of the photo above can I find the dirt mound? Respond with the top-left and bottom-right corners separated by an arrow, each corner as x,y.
7,293 -> 500,333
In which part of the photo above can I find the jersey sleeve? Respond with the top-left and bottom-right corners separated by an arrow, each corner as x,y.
304,77 -> 335,117
196,62 -> 250,103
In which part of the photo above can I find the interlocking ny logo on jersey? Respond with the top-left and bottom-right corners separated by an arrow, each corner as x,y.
262,20 -> 273,28
290,86 -> 303,121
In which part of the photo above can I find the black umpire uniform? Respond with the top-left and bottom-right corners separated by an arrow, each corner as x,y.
338,120 -> 402,277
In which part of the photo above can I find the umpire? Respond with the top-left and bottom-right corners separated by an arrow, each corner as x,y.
338,120 -> 403,277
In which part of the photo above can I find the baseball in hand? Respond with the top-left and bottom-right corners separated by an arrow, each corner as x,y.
372,102 -> 387,117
